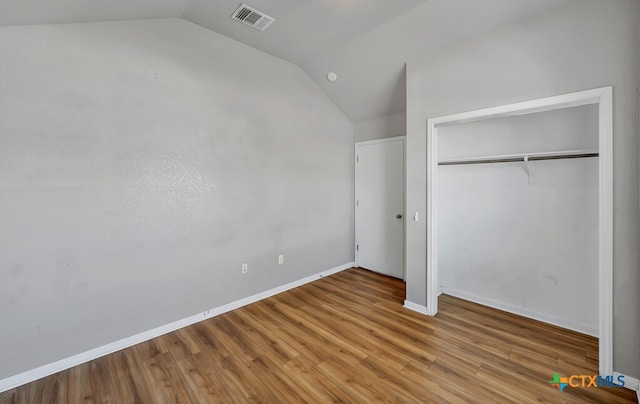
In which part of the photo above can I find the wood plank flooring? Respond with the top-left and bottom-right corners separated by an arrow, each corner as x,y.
1,268 -> 636,403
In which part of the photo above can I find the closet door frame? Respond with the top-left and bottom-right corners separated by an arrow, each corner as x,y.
426,86 -> 613,375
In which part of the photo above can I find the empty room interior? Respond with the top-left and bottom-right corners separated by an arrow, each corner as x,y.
1,0 -> 639,402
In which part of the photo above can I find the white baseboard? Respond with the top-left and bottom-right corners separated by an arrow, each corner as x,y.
403,300 -> 428,315
613,372 -> 640,395
441,287 -> 598,338
0,262 -> 355,393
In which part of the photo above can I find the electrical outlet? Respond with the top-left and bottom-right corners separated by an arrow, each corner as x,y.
241,263 -> 248,274
278,254 -> 284,265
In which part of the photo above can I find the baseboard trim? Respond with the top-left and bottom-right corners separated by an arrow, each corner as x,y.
0,262 -> 355,393
441,287 -> 598,338
403,300 -> 428,315
613,372 -> 640,395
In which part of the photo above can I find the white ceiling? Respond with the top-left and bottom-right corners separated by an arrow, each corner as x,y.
0,0 -> 191,26
302,0 -> 576,121
0,0 -> 574,122
183,0 -> 427,66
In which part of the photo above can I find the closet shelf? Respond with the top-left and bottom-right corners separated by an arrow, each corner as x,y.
438,149 -> 599,166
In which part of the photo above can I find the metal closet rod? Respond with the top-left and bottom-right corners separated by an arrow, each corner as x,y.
438,150 -> 599,166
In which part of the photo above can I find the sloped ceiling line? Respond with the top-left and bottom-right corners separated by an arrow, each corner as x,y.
0,0 -> 574,122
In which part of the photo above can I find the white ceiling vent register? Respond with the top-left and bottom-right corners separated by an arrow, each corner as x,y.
231,3 -> 275,31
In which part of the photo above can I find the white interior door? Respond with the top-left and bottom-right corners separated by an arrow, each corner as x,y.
355,137 -> 405,279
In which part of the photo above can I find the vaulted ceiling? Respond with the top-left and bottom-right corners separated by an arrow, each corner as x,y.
0,0 -> 574,122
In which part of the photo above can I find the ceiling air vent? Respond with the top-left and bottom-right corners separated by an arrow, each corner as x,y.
231,3 -> 275,31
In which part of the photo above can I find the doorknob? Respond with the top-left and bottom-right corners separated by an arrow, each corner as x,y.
396,214 -> 402,219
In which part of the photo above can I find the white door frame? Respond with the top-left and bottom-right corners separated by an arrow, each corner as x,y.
355,136 -> 406,279
426,87 -> 613,375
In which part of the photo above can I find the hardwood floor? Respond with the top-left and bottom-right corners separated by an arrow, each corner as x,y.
1,268 -> 636,403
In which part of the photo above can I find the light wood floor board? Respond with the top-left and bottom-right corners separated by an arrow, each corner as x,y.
1,268 -> 637,403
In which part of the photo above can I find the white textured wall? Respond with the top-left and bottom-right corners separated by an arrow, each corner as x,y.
406,0 -> 640,377
0,18 -> 354,379
438,106 -> 599,336
354,112 -> 406,143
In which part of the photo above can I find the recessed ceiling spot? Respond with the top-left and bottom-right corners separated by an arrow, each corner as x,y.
327,72 -> 338,82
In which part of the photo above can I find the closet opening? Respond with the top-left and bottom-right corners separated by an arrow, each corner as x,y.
425,87 -> 613,375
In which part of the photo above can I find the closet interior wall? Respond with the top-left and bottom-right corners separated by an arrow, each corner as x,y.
437,104 -> 599,336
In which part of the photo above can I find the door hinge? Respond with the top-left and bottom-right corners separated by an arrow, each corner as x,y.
356,156 -> 359,163
356,200 -> 359,207
357,244 -> 359,251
